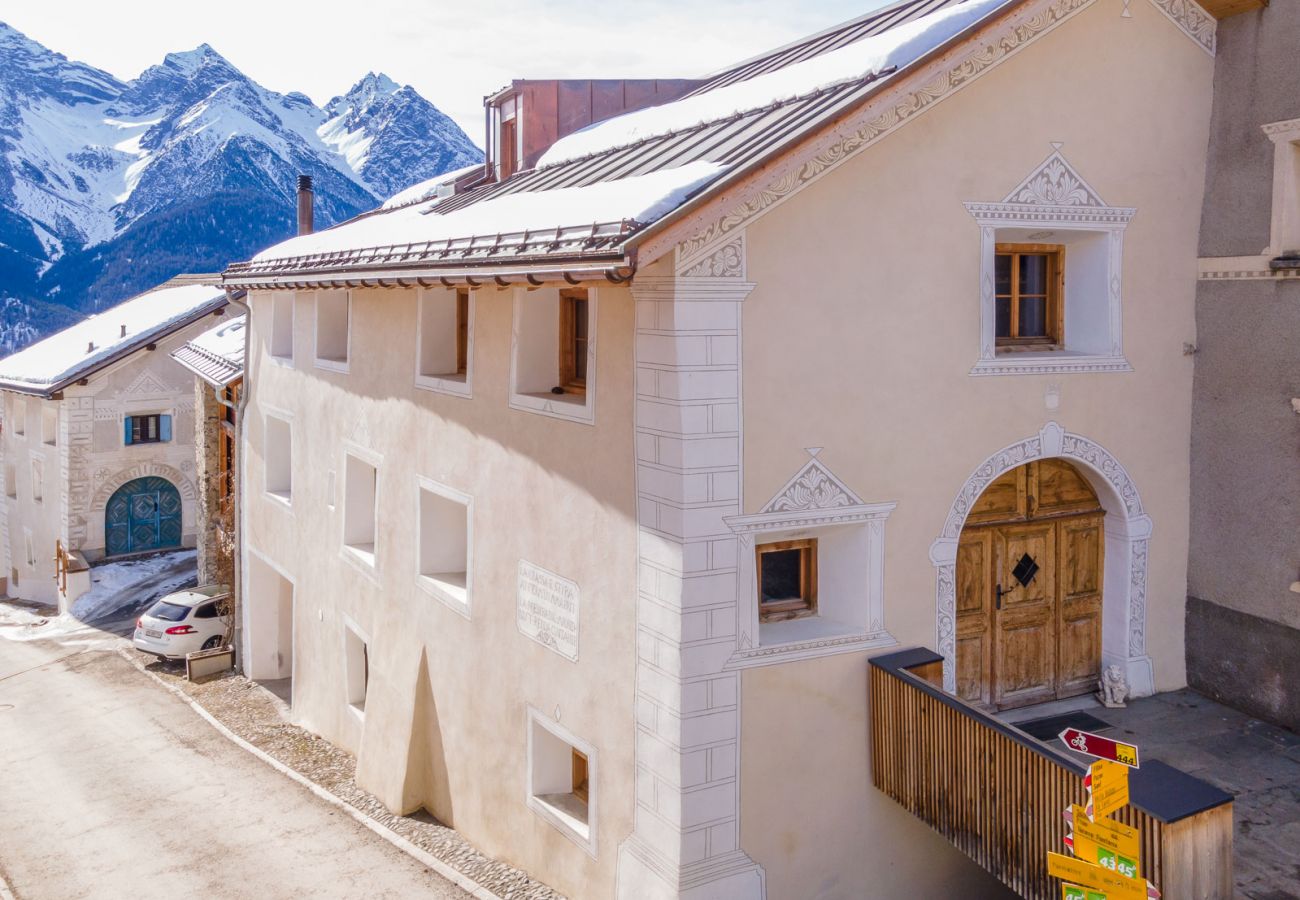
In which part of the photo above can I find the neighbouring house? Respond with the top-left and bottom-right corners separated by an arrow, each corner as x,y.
0,277 -> 229,609
171,311 -> 246,591
224,0 -> 1235,897
1189,0 -> 1299,732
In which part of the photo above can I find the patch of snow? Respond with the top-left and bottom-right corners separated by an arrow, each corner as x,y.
255,160 -> 728,262
380,162 -> 484,210
539,0 -> 1011,167
71,549 -> 198,623
0,282 -> 224,388
187,312 -> 246,366
318,112 -> 376,174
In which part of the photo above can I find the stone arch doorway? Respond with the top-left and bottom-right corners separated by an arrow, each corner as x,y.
105,476 -> 182,556
955,458 -> 1104,710
929,422 -> 1155,701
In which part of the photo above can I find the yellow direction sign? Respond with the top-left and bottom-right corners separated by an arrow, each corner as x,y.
1073,805 -> 1141,879
1089,759 -> 1130,819
1047,853 -> 1146,900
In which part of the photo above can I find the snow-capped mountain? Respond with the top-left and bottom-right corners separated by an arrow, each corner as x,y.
0,22 -> 482,349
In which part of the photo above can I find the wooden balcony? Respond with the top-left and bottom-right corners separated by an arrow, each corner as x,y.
870,649 -> 1234,899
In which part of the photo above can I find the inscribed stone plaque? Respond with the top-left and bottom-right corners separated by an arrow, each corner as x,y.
516,560 -> 579,661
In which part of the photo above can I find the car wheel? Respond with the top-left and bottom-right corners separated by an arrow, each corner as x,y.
201,636 -> 223,651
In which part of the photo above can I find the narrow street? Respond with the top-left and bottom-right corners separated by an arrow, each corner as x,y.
0,633 -> 470,900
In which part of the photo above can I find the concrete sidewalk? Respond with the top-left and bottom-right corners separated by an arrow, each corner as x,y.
0,637 -> 470,900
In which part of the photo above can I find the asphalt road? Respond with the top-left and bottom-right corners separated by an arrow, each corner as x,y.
0,635 -> 469,900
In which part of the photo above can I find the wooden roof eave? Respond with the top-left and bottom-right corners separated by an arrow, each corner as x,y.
624,0 -> 1034,269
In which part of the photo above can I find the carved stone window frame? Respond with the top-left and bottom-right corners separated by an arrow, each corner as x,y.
966,150 -> 1135,377
723,452 -> 897,669
1263,117 -> 1300,260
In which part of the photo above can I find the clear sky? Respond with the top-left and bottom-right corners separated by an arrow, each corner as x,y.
4,0 -> 887,146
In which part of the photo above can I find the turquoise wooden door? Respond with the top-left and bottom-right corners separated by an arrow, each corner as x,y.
105,477 -> 182,556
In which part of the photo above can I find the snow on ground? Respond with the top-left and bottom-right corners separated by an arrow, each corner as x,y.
256,160 -> 727,261
0,282 -> 223,388
71,549 -> 198,623
539,0 -> 1010,167
0,549 -> 196,650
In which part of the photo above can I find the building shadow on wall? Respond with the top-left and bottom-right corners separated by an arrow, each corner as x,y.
403,647 -> 454,826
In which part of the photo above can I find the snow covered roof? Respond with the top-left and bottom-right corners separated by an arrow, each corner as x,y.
170,311 -> 246,387
227,0 -> 1015,286
0,279 -> 228,397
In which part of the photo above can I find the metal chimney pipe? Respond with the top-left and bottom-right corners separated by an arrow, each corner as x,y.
296,174 -> 314,235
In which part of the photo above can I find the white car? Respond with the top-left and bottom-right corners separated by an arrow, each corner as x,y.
133,585 -> 231,660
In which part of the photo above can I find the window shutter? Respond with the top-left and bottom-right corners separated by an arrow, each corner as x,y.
160,415 -> 172,442
124,417 -> 133,446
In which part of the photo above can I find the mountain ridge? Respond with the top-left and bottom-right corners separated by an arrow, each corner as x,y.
0,22 -> 483,351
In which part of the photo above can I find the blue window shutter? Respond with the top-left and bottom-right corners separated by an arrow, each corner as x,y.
160,415 -> 172,442
124,417 -> 133,445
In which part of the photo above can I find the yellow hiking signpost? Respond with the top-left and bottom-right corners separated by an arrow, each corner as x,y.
1088,759 -> 1130,820
1048,738 -> 1160,900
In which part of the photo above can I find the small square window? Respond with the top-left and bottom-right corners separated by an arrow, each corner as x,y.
4,462 -> 15,499
271,291 -> 295,362
265,415 -> 292,502
510,287 -> 597,424
30,459 -> 42,504
24,532 -> 35,568
417,480 -> 471,615
343,453 -> 378,565
995,243 -> 1063,350
315,290 -> 350,371
41,407 -> 57,446
125,414 -> 171,445
527,709 -> 596,854
757,538 -> 817,623
12,398 -> 26,436
415,288 -> 472,397
344,622 -> 369,715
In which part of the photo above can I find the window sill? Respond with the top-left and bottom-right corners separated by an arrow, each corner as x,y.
348,701 -> 366,722
725,617 -> 897,670
969,351 -> 1132,377
509,390 -> 594,425
265,490 -> 292,508
314,357 -> 350,374
417,572 -> 470,618
269,354 -> 295,368
341,543 -> 379,580
529,792 -> 593,853
415,373 -> 471,399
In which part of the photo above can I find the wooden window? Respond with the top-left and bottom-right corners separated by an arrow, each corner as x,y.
125,414 -> 170,445
757,538 -> 818,622
559,289 -> 589,394
995,243 -> 1064,350
571,748 -> 589,805
456,290 -> 469,375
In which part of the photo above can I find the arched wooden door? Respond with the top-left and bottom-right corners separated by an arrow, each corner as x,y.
955,459 -> 1104,711
105,476 -> 182,556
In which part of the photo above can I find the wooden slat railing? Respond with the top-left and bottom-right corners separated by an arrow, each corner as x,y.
870,649 -> 1234,899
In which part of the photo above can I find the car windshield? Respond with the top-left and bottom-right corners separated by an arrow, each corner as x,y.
147,601 -> 191,622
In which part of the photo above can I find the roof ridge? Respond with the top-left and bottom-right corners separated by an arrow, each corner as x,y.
526,67 -> 897,177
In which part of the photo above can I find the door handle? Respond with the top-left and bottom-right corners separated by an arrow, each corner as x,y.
996,582 -> 1014,610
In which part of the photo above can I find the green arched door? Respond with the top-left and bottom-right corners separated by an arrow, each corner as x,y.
105,477 -> 182,556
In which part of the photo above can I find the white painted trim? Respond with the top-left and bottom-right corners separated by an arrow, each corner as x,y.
1146,0 -> 1216,57
414,475 -> 473,620
313,289 -> 352,375
929,421 -> 1154,698
414,287 -> 475,400
966,150 -> 1134,376
526,705 -> 598,858
508,286 -> 598,426
1199,255 -> 1300,280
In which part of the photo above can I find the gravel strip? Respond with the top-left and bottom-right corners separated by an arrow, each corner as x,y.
126,649 -> 563,900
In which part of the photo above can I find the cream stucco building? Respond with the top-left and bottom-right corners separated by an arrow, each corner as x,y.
0,278 -> 229,608
225,0 -> 1228,896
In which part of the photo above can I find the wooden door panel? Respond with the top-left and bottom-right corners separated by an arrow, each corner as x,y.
966,468 -> 1025,525
1035,458 -> 1102,517
1057,515 -> 1104,698
955,531 -> 993,707
994,523 -> 1056,709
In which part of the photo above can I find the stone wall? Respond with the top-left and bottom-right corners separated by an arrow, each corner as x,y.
194,379 -> 233,588
1188,1 -> 1300,732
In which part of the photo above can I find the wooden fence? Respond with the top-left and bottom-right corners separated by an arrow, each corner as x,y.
870,649 -> 1234,899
